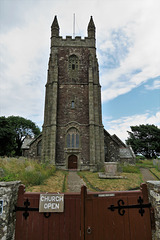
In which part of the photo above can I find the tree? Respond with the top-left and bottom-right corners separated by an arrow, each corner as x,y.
0,116 -> 41,156
126,124 -> 160,159
0,117 -> 16,156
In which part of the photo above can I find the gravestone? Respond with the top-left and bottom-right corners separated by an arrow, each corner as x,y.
0,168 -> 5,177
157,161 -> 160,171
153,159 -> 159,166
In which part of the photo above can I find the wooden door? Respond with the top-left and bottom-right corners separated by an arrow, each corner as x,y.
68,155 -> 77,169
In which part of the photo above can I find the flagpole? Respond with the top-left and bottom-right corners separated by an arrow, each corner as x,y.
73,13 -> 75,38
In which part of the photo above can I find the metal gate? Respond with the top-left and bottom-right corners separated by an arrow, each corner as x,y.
15,184 -> 153,240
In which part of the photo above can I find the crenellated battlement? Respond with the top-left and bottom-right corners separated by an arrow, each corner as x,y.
51,16 -> 96,48
51,35 -> 95,48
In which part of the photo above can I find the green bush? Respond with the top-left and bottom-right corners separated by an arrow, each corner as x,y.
21,170 -> 46,186
136,155 -> 145,160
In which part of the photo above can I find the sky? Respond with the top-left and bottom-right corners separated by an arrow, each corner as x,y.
0,0 -> 160,143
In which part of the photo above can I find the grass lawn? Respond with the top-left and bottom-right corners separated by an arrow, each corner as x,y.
78,171 -> 143,191
149,168 -> 160,180
0,157 -> 159,193
136,158 -> 160,180
136,159 -> 154,168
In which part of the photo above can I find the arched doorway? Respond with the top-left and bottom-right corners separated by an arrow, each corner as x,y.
68,155 -> 77,169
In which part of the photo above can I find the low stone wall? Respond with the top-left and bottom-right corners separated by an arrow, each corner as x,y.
0,181 -> 20,240
147,181 -> 160,240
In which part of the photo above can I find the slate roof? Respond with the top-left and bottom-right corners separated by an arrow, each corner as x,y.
21,138 -> 34,149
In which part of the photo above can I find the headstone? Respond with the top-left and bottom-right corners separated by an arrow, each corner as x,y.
0,168 -> 5,177
153,159 -> 159,166
157,161 -> 160,171
25,166 -> 34,172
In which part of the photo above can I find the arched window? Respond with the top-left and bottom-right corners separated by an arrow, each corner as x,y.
66,128 -> 79,148
71,101 -> 75,108
68,55 -> 79,80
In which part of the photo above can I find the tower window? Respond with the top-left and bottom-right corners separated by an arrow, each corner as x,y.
72,64 -> 75,70
72,134 -> 74,147
67,134 -> 70,148
66,128 -> 80,148
71,101 -> 75,108
69,55 -> 79,80
76,134 -> 79,148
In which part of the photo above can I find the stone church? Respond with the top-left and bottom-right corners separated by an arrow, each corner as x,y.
22,16 -> 135,170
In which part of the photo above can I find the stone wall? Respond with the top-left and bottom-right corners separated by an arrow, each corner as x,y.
0,181 -> 20,240
119,146 -> 135,164
28,134 -> 42,161
104,130 -> 135,164
104,130 -> 120,162
147,181 -> 160,240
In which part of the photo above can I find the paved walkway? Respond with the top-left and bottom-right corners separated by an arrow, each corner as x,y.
140,168 -> 156,182
67,171 -> 86,192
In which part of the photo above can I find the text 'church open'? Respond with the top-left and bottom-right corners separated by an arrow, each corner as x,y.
22,16 -> 135,170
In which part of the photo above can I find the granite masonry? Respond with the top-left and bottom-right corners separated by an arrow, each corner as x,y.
147,181 -> 160,240
0,181 -> 20,240
21,16 -> 135,169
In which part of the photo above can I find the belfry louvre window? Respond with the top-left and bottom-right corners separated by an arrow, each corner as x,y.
71,101 -> 75,108
66,128 -> 79,148
69,55 -> 78,71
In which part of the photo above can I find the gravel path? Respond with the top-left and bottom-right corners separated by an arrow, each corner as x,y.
140,168 -> 156,182
67,171 -> 86,192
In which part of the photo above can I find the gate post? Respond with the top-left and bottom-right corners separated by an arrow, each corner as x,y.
147,181 -> 160,240
0,181 -> 21,240
141,183 -> 150,202
81,185 -> 87,240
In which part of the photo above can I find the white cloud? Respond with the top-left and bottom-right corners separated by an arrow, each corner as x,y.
0,0 -> 160,129
104,111 -> 160,143
99,0 -> 160,102
145,80 -> 160,90
0,11 -> 50,126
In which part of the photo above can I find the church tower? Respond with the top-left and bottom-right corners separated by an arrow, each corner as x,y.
41,16 -> 104,170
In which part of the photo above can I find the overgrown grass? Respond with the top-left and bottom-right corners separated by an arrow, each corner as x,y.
0,157 -> 56,187
122,164 -> 140,173
26,170 -> 67,192
136,159 -> 154,168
